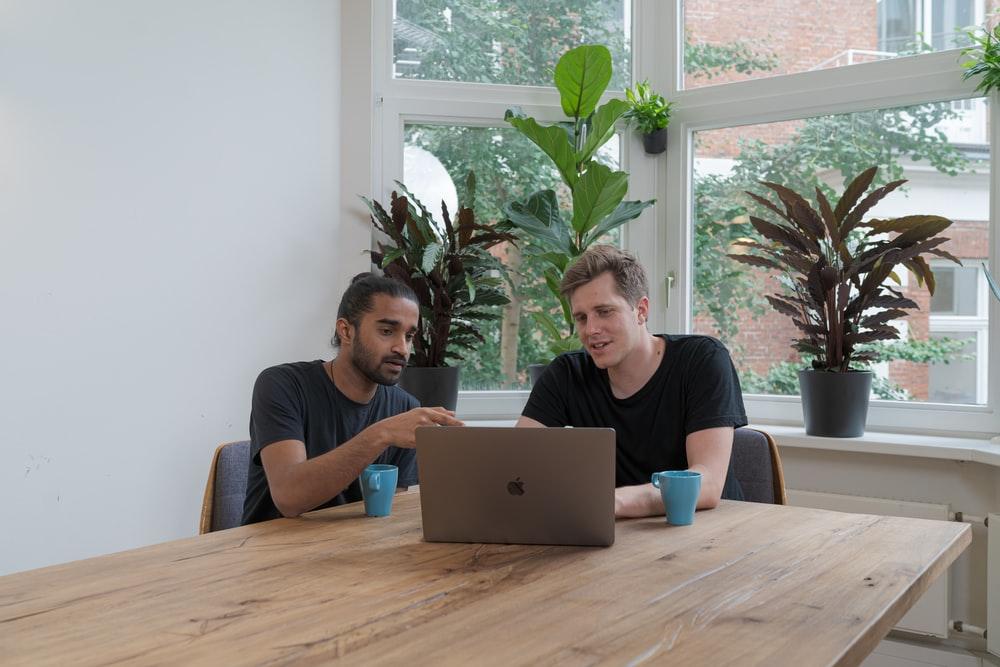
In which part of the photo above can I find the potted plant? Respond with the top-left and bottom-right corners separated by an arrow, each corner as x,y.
728,166 -> 961,437
961,18 -> 1000,95
504,44 -> 656,369
623,79 -> 673,155
361,172 -> 516,410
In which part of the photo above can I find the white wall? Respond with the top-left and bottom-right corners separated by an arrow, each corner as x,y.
0,0 -> 359,575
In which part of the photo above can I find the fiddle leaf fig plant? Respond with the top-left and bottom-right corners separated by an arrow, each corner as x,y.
728,166 -> 962,372
504,44 -> 655,356
362,172 -> 517,368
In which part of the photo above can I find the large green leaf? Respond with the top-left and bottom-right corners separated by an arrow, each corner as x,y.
582,198 -> 655,247
505,110 -> 577,187
553,44 -> 612,120
571,163 -> 628,236
577,99 -> 629,164
421,243 -> 443,275
504,189 -> 572,253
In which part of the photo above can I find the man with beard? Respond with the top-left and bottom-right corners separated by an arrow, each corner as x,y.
241,273 -> 463,525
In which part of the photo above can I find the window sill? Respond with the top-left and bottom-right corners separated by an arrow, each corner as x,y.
756,423 -> 1000,469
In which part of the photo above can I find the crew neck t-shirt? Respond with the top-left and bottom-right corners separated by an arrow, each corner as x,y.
242,360 -> 419,525
521,334 -> 748,489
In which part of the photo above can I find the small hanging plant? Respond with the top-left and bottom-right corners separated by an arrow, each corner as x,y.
623,80 -> 672,155
961,18 -> 1000,95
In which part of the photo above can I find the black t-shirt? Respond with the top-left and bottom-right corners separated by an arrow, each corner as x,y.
522,334 -> 748,489
241,360 -> 419,525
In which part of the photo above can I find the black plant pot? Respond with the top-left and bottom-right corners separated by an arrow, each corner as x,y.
642,128 -> 667,155
398,366 -> 460,411
798,369 -> 873,438
527,363 -> 549,385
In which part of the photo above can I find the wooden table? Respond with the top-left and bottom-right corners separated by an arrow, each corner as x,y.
1,494 -> 970,666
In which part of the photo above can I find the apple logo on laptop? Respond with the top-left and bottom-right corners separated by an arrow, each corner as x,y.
507,477 -> 525,496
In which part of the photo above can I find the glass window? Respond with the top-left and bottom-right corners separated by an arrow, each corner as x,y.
930,265 -> 980,315
682,0 -> 987,89
393,0 -> 631,89
928,331 -> 980,402
691,98 -> 990,405
403,123 -> 621,390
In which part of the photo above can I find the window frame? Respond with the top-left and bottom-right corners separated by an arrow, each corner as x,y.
668,11 -> 1000,436
367,1 -> 1000,434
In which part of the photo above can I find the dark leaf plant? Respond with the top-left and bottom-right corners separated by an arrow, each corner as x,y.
362,172 -> 517,368
727,166 -> 961,373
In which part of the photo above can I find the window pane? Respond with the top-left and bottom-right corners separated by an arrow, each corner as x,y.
928,332 -> 979,402
683,0 -> 988,89
404,124 -> 620,390
394,0 -> 631,89
691,99 -> 990,405
930,265 -> 979,315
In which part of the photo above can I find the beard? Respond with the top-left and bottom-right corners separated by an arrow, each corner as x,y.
350,335 -> 407,386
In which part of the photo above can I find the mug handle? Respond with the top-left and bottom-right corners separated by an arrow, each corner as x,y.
370,471 -> 381,492
651,473 -> 661,489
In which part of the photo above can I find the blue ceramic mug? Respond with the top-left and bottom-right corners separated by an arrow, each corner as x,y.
360,464 -> 398,517
651,470 -> 702,526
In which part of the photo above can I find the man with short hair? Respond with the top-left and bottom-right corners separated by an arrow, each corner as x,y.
242,273 -> 463,525
517,245 -> 746,518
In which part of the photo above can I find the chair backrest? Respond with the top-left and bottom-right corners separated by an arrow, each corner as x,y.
199,440 -> 251,533
729,428 -> 787,504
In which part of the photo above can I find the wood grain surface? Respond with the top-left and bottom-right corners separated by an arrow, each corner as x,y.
0,494 -> 970,666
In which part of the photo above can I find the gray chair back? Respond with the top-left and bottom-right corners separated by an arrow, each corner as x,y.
729,428 -> 785,504
208,440 -> 251,532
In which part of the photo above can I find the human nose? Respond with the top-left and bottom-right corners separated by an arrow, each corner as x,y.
582,317 -> 601,338
391,333 -> 410,357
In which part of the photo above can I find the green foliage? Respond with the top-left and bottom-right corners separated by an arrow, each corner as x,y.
504,44 -> 655,355
623,80 -> 672,134
728,166 -> 962,371
740,335 -> 975,400
361,173 -> 517,368
962,19 -> 1000,96
863,337 -> 974,364
394,0 -> 630,90
684,40 -> 779,80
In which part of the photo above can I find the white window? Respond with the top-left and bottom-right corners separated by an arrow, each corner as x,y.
359,2 -> 999,432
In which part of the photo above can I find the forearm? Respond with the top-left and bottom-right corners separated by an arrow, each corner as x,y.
687,462 -> 725,510
614,484 -> 663,518
271,427 -> 386,517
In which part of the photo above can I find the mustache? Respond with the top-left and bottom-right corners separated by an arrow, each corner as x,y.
383,355 -> 407,365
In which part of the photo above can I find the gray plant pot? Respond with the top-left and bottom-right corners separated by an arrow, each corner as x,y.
398,366 -> 460,411
798,369 -> 873,438
642,128 -> 667,155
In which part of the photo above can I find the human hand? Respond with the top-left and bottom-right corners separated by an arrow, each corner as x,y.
373,407 -> 464,448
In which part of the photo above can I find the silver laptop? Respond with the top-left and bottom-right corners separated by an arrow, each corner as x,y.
415,426 -> 616,547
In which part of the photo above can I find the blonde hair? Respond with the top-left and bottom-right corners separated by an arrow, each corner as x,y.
559,245 -> 648,306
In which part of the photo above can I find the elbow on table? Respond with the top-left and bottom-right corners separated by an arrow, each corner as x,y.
270,489 -> 307,518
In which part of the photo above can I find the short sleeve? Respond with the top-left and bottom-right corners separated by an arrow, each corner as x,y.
683,340 -> 748,435
521,357 -> 570,427
249,367 -> 306,464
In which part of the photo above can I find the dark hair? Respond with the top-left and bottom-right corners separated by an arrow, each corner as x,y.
559,244 -> 648,306
332,272 -> 418,347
